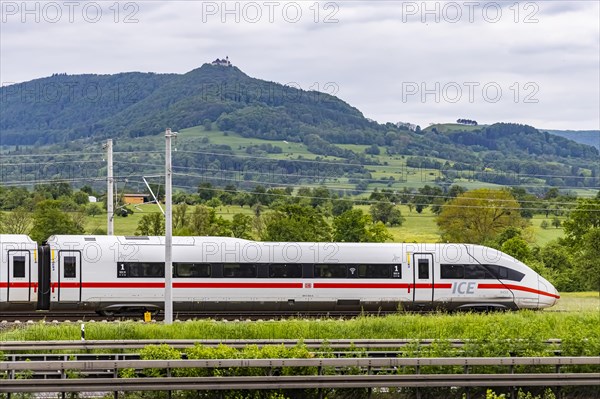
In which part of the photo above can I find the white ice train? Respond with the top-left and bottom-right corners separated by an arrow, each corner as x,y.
0,234 -> 559,314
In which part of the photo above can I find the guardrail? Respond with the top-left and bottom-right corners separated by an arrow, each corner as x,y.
1,356 -> 599,394
0,338 -> 563,352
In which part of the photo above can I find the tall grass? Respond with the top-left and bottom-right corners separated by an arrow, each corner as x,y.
2,311 -> 598,346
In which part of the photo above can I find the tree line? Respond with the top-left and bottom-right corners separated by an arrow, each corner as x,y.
456,119 -> 478,125
1,182 -> 598,291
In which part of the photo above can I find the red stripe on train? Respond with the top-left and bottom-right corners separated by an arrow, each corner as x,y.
13,281 -> 558,299
174,282 -> 303,289
478,283 -> 560,299
313,283 -> 452,289
47,282 -> 452,290
50,282 -> 303,289
314,283 -> 409,289
0,282 -> 33,288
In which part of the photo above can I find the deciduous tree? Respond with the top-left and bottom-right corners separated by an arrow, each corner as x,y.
30,200 -> 84,243
261,204 -> 331,242
0,207 -> 33,234
562,198 -> 600,245
370,201 -> 405,226
333,209 -> 391,243
189,205 -> 231,236
231,213 -> 253,239
436,189 -> 527,244
135,213 -> 165,236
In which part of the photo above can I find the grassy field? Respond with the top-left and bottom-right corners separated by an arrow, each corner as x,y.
175,125 -> 528,193
353,205 -> 441,243
85,204 -> 164,235
90,203 -> 443,243
85,202 -> 564,246
1,296 -> 597,345
179,126 -> 325,160
552,291 -> 600,312
530,215 -> 565,246
8,124 -> 579,245
115,125 -> 600,201
86,204 -> 256,235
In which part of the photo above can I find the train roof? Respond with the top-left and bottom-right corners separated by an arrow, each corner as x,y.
44,235 -> 502,253
38,236 -> 536,274
43,235 -> 507,261
45,235 -> 255,246
0,234 -> 37,244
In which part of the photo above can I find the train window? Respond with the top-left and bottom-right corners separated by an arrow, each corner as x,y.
485,265 -> 525,282
418,259 -> 429,279
464,264 -> 495,279
269,264 -> 302,278
223,263 -> 256,278
441,264 -> 464,279
63,256 -> 77,278
175,263 -> 211,278
314,264 -> 347,278
13,256 -> 25,278
484,265 -> 506,280
117,262 -> 165,278
358,264 -> 391,279
440,264 -> 524,281
505,268 -> 525,282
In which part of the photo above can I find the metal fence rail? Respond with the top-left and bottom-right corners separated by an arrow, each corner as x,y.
0,338 -> 563,352
1,356 -> 599,393
2,373 -> 600,393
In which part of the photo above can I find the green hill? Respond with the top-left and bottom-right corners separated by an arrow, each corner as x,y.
542,130 -> 600,150
0,72 -> 175,144
0,64 -> 383,146
1,65 -> 598,193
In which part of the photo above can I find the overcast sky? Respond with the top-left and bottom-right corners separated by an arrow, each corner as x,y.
1,0 -> 599,130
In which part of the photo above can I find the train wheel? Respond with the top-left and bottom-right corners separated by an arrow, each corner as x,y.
100,310 -> 116,317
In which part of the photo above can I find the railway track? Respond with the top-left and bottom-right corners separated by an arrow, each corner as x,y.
1,356 -> 598,395
0,310 -> 401,324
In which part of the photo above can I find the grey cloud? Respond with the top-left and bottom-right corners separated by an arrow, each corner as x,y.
0,0 -> 598,130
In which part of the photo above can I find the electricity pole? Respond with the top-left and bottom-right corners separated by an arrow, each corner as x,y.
164,128 -> 177,324
105,139 -> 114,235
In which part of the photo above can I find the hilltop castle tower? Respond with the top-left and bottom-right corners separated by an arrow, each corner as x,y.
211,56 -> 232,67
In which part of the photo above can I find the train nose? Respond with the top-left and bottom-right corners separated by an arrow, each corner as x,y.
538,276 -> 559,308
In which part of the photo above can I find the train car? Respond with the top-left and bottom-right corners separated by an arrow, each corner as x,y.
0,234 -> 43,311
36,235 -> 558,315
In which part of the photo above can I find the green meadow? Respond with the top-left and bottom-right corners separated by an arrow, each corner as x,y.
1,294 -> 598,344
85,203 -> 565,247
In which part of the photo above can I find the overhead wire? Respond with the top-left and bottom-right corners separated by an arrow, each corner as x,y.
5,147 -> 594,182
171,174 -> 600,212
1,145 -> 598,205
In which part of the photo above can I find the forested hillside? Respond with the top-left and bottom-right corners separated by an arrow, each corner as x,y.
0,64 -> 598,190
1,64 -> 383,145
0,72 -> 175,144
542,130 -> 600,150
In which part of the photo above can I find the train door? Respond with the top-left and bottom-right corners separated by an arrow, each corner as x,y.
412,253 -> 434,303
6,251 -> 31,302
57,251 -> 81,302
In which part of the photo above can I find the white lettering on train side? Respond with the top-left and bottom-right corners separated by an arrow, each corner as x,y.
452,281 -> 476,294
